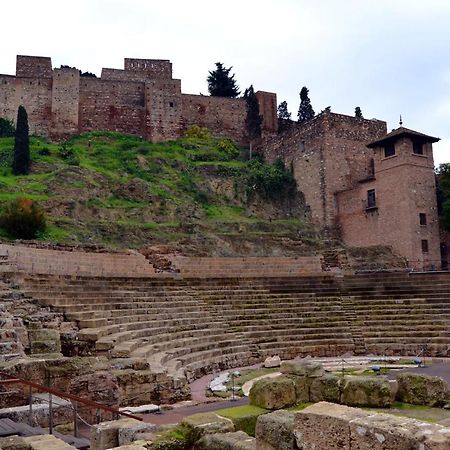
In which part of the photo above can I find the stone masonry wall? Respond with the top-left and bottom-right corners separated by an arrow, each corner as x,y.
263,112 -> 386,227
51,68 -> 80,138
16,56 -> 52,78
181,94 -> 247,145
337,138 -> 441,269
78,78 -> 146,137
0,75 -> 53,136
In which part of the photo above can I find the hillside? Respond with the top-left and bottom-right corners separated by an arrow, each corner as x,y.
0,130 -> 321,255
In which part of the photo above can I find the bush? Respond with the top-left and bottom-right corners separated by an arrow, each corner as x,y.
0,197 -> 46,239
0,118 -> 15,137
217,138 -> 239,160
246,158 -> 297,200
184,125 -> 212,140
59,144 -> 80,165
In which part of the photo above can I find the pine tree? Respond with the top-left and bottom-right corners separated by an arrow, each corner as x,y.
355,106 -> 363,119
277,101 -> 292,133
297,87 -> 315,124
12,106 -> 30,175
243,85 -> 262,158
207,62 -> 240,98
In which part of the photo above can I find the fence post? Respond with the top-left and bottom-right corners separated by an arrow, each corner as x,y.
48,393 -> 53,434
73,401 -> 78,438
28,385 -> 33,425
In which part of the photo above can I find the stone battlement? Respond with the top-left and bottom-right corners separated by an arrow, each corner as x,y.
0,55 -> 277,143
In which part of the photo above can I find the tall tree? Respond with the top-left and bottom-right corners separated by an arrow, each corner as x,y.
297,87 -> 315,124
243,85 -> 262,158
277,101 -> 292,133
355,106 -> 363,119
12,106 -> 30,175
207,62 -> 240,98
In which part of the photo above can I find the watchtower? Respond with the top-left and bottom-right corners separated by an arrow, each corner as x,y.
340,126 -> 441,270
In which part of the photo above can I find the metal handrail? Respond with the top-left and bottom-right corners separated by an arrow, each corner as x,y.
0,370 -> 142,433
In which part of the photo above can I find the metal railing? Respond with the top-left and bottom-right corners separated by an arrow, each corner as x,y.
0,371 -> 142,438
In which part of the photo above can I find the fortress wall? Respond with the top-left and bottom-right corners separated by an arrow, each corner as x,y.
0,75 -> 53,136
181,94 -> 247,145
262,113 -> 386,226
124,58 -> 172,78
79,78 -> 146,136
51,68 -> 80,138
256,91 -> 278,133
16,56 -> 52,78
145,79 -> 183,142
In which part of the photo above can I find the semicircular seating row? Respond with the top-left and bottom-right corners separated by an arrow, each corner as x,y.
22,271 -> 450,381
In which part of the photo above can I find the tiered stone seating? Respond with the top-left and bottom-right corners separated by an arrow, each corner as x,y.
171,256 -> 323,278
6,243 -> 450,394
0,244 -> 160,277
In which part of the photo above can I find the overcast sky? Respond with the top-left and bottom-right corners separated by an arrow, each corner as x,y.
2,0 -> 450,166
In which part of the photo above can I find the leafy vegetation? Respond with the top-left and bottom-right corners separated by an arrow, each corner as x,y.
246,158 -> 297,200
0,197 -> 46,239
436,163 -> 450,230
0,118 -> 15,138
216,404 -> 269,436
0,128 -> 314,249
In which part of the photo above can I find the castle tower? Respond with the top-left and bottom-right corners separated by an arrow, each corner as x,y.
337,126 -> 441,270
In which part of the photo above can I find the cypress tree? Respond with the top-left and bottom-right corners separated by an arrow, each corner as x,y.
12,106 -> 30,175
297,87 -> 315,124
207,62 -> 240,98
277,101 -> 292,133
244,85 -> 262,143
355,106 -> 363,118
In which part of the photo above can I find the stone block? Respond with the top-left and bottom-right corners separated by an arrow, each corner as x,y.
293,401 -> 450,449
91,418 -> 144,450
280,360 -> 324,378
255,410 -> 295,450
23,435 -> 76,449
118,421 -> 157,446
286,375 -> 310,404
309,373 -> 342,403
264,356 -> 281,368
181,412 -> 235,443
249,377 -> 296,410
28,329 -> 60,342
294,402 -> 367,449
342,376 -> 393,407
196,431 -> 256,450
0,435 -> 30,450
396,372 -> 449,407
30,340 -> 61,354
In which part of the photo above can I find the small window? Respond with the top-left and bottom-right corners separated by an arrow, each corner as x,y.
413,141 -> 424,155
421,239 -> 429,253
419,213 -> 427,226
169,101 -> 174,108
367,189 -> 376,209
384,144 -> 395,158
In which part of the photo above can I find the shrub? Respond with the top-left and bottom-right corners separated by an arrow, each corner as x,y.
38,147 -> 50,156
246,158 -> 297,200
0,197 -> 46,239
184,125 -> 212,140
0,118 -> 15,137
59,144 -> 80,165
217,138 -> 239,160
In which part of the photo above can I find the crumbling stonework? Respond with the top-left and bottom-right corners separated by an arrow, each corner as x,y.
0,55 -> 277,144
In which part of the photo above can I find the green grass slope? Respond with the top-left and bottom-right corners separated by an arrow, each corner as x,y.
0,131 -> 320,254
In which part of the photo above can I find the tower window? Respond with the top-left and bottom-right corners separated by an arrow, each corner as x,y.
367,189 -> 376,209
169,101 -> 174,107
413,141 -> 424,155
419,213 -> 427,226
421,240 -> 429,253
384,144 -> 395,158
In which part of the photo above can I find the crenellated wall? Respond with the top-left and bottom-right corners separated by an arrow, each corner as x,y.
0,55 -> 277,144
